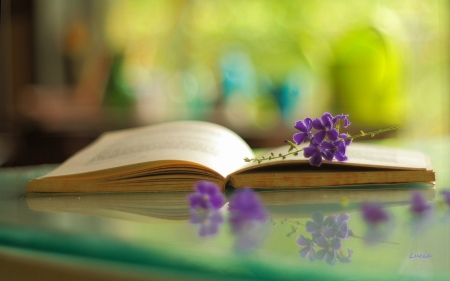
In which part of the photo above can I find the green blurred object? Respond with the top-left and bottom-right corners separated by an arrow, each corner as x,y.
103,52 -> 136,109
330,27 -> 404,128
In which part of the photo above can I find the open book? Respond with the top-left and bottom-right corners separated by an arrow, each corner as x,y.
26,121 -> 435,193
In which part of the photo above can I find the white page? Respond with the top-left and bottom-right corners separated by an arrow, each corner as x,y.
235,142 -> 431,173
44,121 -> 254,178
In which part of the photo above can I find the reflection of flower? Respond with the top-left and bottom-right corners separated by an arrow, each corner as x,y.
335,213 -> 352,239
306,212 -> 352,240
360,202 -> 394,245
338,248 -> 353,263
409,208 -> 434,236
298,211 -> 354,266
190,209 -> 224,237
188,181 -> 225,210
441,190 -> 450,205
229,188 -> 268,231
410,191 -> 432,214
296,234 -> 315,261
306,211 -> 325,237
361,202 -> 390,225
229,188 -> 269,252
315,235 -> 342,266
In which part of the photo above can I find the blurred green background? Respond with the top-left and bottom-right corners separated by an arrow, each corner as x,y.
1,0 -> 449,165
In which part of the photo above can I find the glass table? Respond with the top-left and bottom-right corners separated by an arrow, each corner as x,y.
0,138 -> 449,281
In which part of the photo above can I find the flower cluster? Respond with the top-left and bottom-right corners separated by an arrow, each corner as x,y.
295,113 -> 352,166
244,112 -> 398,167
297,212 -> 353,265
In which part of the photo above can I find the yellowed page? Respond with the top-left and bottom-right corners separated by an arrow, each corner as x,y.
43,121 -> 254,179
233,142 -> 432,174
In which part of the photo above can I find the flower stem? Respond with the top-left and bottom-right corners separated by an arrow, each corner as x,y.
344,126 -> 399,139
244,140 -> 302,163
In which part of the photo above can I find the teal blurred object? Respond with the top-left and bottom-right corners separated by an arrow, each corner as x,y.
330,27 -> 404,128
220,49 -> 281,130
221,49 -> 258,100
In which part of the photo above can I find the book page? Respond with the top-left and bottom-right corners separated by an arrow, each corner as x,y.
44,121 -> 255,178
233,142 -> 432,174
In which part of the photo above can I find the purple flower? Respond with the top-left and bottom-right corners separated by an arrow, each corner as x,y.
312,112 -> 339,143
190,209 -> 224,237
188,181 -> 225,210
361,202 -> 390,225
296,234 -> 316,261
442,190 -> 450,205
410,191 -> 432,214
315,235 -> 342,265
293,118 -> 313,144
303,140 -> 334,167
333,114 -> 351,128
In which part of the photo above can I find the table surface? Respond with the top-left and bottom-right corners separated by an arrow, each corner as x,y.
1,138 -> 450,281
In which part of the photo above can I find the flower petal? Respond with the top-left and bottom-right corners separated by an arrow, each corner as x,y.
294,120 -> 308,132
311,211 -> 324,224
313,131 -> 326,144
321,112 -> 334,128
299,246 -> 315,261
325,250 -> 337,265
303,146 -> 318,158
293,132 -> 308,144
327,129 -> 339,141
296,234 -> 311,246
315,235 -> 329,249
334,151 -> 348,162
344,138 -> 352,147
330,238 -> 342,251
209,193 -> 225,209
321,141 -> 334,151
210,211 -> 224,224
188,194 -> 203,209
312,118 -> 326,131
321,150 -> 334,161
309,152 -> 322,167
442,190 -> 450,205
336,213 -> 350,225
324,215 -> 336,226
323,226 -> 336,239
306,221 -> 321,234
336,221 -> 349,239
316,249 -> 327,261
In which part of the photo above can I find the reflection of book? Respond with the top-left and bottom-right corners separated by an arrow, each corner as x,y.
258,184 -> 436,218
26,121 -> 435,193
26,192 -> 192,221
26,186 -> 435,221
